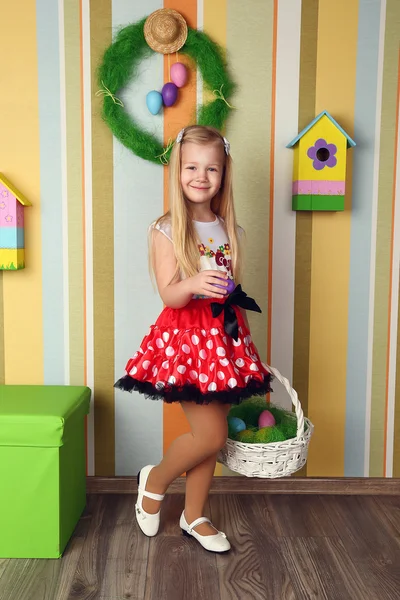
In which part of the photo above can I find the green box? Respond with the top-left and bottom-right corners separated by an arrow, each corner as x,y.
0,385 -> 91,558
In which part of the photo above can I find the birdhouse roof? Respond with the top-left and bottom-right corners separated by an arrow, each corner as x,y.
0,173 -> 32,206
286,110 -> 356,149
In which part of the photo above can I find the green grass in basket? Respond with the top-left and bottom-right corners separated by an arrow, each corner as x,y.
254,427 -> 286,443
229,397 -> 288,426
228,397 -> 300,443
280,415 -> 298,439
236,429 -> 257,443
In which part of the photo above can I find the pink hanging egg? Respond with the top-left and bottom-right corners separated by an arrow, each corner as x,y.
170,62 -> 188,88
258,410 -> 276,428
162,82 -> 178,107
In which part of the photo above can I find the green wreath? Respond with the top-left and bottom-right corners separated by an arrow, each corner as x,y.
97,17 -> 236,165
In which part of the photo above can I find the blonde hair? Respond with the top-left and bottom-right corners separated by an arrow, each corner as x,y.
150,125 -> 244,284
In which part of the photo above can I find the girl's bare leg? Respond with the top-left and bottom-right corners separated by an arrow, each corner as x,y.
142,401 -> 230,534
183,404 -> 231,535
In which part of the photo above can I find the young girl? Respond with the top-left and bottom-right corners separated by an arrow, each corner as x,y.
115,125 -> 272,553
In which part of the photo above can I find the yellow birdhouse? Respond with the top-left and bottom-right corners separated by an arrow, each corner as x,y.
287,110 -> 356,211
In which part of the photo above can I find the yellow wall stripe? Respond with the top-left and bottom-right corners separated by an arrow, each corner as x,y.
0,2 -> 43,384
307,0 -> 358,476
204,0 -> 226,94
90,0 -> 115,475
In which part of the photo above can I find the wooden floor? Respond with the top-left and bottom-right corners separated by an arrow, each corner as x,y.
0,493 -> 400,599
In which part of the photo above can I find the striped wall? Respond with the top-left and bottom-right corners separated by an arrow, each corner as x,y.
1,0 -> 400,478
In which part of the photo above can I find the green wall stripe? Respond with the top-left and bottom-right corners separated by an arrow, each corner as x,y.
91,0 -> 115,476
292,0 -> 319,477
226,0 -> 274,361
369,0 -> 400,476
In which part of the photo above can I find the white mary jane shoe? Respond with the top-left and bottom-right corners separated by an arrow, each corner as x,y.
135,465 -> 165,537
180,511 -> 231,553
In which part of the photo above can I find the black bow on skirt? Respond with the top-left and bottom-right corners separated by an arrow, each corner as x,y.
210,284 -> 262,341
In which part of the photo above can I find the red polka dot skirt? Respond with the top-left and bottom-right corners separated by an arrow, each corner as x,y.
114,296 -> 273,405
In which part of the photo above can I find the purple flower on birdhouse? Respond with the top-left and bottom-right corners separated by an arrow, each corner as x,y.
307,139 -> 337,170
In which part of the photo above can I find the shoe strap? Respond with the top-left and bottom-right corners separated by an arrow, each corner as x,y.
140,488 -> 165,501
187,516 -> 211,533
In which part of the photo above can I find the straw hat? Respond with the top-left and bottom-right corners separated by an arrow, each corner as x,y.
144,9 -> 188,55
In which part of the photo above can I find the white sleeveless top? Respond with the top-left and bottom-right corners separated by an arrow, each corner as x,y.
151,214 -> 242,280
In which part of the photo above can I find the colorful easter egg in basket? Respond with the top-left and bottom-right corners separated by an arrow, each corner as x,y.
258,410 -> 276,428
227,416 -> 246,434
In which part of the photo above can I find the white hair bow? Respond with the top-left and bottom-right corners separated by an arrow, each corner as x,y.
175,128 -> 230,155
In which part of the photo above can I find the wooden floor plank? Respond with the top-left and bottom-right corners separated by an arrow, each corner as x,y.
280,535 -> 371,600
0,538 -> 86,600
0,559 -> 9,582
320,495 -> 400,600
53,495 -> 99,600
265,494 -> 338,537
210,495 -> 296,600
320,495 -> 400,551
144,495 -> 220,600
372,495 -> 400,536
99,495 -> 148,600
0,559 -> 61,600
65,494 -> 120,599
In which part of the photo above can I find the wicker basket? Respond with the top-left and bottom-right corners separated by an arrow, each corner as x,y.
218,366 -> 314,478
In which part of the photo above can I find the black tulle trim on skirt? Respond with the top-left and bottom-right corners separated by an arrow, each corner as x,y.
114,374 -> 273,405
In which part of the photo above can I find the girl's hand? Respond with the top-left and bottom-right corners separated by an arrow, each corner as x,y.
188,270 -> 230,298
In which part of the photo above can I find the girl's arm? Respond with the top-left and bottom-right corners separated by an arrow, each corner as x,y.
152,230 -> 193,309
152,230 -> 229,309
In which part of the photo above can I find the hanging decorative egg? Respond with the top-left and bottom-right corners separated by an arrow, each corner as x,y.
170,62 -> 188,88
162,82 -> 178,107
146,90 -> 163,115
